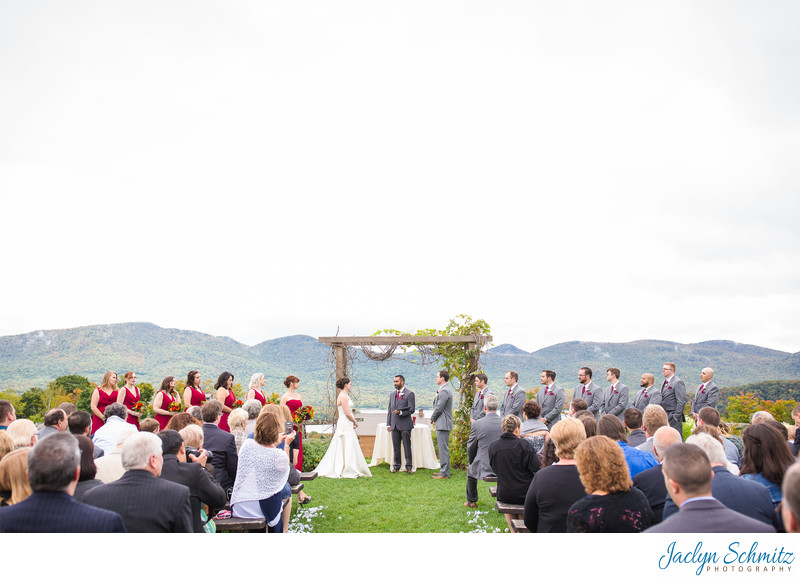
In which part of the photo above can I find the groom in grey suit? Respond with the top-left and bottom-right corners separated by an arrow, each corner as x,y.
430,370 -> 453,479
386,375 -> 415,473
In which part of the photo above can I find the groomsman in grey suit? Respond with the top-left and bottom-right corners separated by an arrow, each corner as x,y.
536,370 -> 565,428
660,362 -> 687,438
690,367 -> 719,420
470,373 -> 493,422
631,373 -> 662,411
500,371 -> 526,419
430,370 -> 453,479
575,367 -> 603,418
386,375 -> 415,473
601,367 -> 628,421
465,393 -> 502,507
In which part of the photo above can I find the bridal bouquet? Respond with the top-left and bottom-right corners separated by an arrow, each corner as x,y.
292,405 -> 315,424
169,400 -> 182,412
132,401 -> 144,412
233,399 -> 244,408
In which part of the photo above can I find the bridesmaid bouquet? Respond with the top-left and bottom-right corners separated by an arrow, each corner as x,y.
132,401 -> 144,412
233,399 -> 244,408
292,405 -> 314,424
169,400 -> 182,412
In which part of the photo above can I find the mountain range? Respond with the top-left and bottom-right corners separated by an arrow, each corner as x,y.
1,322 -> 798,410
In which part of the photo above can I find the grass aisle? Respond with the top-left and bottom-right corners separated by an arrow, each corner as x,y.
291,463 -> 509,533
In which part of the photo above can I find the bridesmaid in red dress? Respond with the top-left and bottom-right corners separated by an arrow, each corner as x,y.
153,376 -> 180,430
280,375 -> 304,471
117,371 -> 142,429
214,371 -> 236,432
246,373 -> 267,407
90,371 -> 118,436
183,370 -> 207,410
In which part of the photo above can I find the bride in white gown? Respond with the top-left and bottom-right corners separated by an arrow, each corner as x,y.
315,377 -> 372,478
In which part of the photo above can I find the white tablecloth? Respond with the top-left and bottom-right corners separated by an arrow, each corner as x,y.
368,423 -> 440,471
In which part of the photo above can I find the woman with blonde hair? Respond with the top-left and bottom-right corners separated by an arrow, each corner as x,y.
228,408 -> 249,453
247,373 -> 267,406
90,371 -> 118,435
0,448 -> 32,506
568,436 -> 654,532
6,419 -> 38,449
523,416 -> 588,533
280,375 -> 304,470
0,431 -> 13,462
116,371 -> 142,429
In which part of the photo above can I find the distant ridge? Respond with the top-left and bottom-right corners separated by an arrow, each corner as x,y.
0,322 -> 797,409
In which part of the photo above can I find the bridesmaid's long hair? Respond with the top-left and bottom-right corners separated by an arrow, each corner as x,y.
159,376 -> 176,397
100,371 -> 117,392
187,370 -> 200,389
215,371 -> 234,391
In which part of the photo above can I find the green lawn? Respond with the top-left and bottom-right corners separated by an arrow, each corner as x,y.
289,462 -> 510,533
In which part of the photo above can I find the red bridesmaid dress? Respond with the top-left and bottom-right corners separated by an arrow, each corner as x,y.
286,398 -> 304,470
218,390 -> 235,432
188,386 -> 206,407
121,386 -> 141,429
91,389 -> 118,435
252,389 -> 266,406
154,392 -> 175,431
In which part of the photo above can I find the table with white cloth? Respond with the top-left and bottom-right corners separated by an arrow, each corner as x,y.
368,422 -> 440,472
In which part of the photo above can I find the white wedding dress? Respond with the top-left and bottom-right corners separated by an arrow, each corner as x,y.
315,399 -> 372,479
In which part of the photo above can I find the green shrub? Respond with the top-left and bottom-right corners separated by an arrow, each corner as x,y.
302,438 -> 331,472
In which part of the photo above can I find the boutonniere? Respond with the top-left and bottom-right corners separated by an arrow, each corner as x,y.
644,393 -> 649,398
668,386 -> 674,390
480,393 -> 484,400
700,388 -> 706,394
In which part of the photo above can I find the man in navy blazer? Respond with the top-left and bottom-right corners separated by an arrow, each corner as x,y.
83,432 -> 193,533
645,443 -> 775,533
0,433 -> 126,532
660,433 -> 778,528
201,399 -> 238,493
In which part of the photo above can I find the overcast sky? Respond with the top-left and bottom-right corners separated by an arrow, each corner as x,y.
2,1 -> 799,354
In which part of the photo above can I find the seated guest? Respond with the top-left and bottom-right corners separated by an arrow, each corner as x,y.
597,414 -> 658,477
39,409 -> 68,440
230,410 -> 291,532
0,448 -> 32,506
201,400 -> 238,495
697,407 -> 740,467
782,462 -> 800,533
661,433 -> 778,529
645,443 -> 775,533
73,435 -> 104,501
6,419 -> 38,449
95,432 -> 135,484
139,418 -> 160,434
489,415 -> 541,530
187,406 -> 204,423
158,430 -> 227,533
751,410 -> 774,424
0,433 -> 126,532
691,424 -> 739,474
0,432 -> 12,461
165,412 -> 202,432
242,399 -> 263,435
623,407 -> 646,447
524,417 -> 587,533
632,426 -> 682,523
740,422 -> 795,509
637,404 -> 669,456
179,424 -> 215,479
58,402 -> 77,417
261,406 -> 301,531
520,401 -> 549,456
68,411 -> 104,459
83,432 -> 192,533
576,412 -> 598,438
228,408 -> 249,454
92,403 -> 137,456
0,399 -> 15,430
569,398 -> 588,417
568,436 -> 654,532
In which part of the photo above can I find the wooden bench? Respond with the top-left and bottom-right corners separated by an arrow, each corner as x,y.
489,486 -> 497,498
291,483 -> 304,495
483,475 -> 497,483
300,471 -> 318,481
510,519 -> 530,533
213,516 -> 266,533
495,501 -> 524,515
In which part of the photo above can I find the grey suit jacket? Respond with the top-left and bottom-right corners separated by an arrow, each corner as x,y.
645,498 -> 775,534
471,387 -> 494,421
430,385 -> 453,431
467,412 -> 502,480
387,389 -> 415,431
500,384 -> 526,418
631,385 -> 662,412
602,383 -> 629,420
660,375 -> 687,421
575,381 -> 603,417
691,381 -> 719,414
536,384 -> 565,427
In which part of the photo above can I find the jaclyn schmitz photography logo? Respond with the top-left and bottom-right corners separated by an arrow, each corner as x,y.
658,541 -> 794,576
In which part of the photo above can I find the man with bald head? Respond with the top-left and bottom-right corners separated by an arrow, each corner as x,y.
690,367 -> 719,420
632,426 -> 683,523
631,373 -> 662,412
